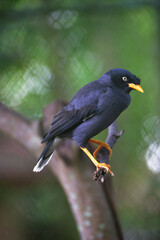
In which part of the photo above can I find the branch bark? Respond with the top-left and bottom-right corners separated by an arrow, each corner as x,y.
93,122 -> 124,182
0,103 -> 42,156
0,101 -> 123,240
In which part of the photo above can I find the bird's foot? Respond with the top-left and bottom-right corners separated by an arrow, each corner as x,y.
89,139 -> 112,160
80,147 -> 114,177
93,168 -> 109,182
96,162 -> 114,176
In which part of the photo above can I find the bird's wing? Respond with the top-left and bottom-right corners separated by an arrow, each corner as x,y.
42,81 -> 108,143
42,104 -> 98,143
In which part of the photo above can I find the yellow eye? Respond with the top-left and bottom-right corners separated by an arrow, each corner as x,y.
122,76 -> 127,81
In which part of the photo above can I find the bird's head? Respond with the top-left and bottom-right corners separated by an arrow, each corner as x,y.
107,68 -> 144,93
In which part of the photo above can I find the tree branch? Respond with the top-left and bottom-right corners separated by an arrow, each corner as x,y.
93,121 -> 124,183
42,101 -> 124,240
0,1 -> 155,23
0,103 -> 42,156
0,101 -> 123,240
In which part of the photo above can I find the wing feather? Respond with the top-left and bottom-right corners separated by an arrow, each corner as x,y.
42,105 -> 97,143
42,81 -> 108,143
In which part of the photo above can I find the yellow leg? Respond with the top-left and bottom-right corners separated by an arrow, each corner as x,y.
80,147 -> 114,176
92,145 -> 102,158
89,139 -> 112,160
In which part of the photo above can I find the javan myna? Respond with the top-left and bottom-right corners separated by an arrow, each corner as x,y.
33,68 -> 143,175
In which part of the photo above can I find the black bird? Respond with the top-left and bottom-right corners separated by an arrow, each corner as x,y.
33,68 -> 143,174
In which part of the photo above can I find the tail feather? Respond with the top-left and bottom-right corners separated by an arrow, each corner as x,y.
33,152 -> 54,172
33,140 -> 54,173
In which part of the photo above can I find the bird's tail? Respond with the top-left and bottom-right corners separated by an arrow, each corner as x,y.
33,140 -> 54,172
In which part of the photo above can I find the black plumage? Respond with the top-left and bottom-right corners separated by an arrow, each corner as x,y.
33,68 -> 143,173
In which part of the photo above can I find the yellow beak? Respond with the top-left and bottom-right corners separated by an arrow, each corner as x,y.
128,83 -> 144,93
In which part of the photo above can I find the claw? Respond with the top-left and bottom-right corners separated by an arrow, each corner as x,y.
96,163 -> 114,176
80,147 -> 114,177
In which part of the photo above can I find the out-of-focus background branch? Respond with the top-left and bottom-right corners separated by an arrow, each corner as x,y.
0,1 -> 160,240
0,101 -> 122,240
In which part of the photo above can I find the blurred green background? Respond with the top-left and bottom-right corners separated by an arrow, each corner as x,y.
0,0 -> 160,239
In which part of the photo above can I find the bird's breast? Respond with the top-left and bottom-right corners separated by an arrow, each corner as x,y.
99,88 -> 130,118
72,88 -> 130,147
